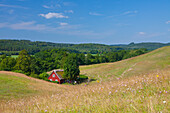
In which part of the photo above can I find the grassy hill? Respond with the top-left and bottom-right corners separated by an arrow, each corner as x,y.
0,71 -> 67,100
80,46 -> 170,81
111,42 -> 170,50
0,46 -> 169,112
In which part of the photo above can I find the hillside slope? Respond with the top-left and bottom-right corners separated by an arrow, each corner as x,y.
0,71 -> 68,100
80,46 -> 170,81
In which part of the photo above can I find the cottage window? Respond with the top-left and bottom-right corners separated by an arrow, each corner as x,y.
53,74 -> 55,77
55,79 -> 58,81
50,79 -> 52,81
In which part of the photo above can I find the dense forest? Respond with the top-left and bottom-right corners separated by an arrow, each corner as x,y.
0,40 -> 123,55
0,40 -> 169,55
111,42 -> 170,50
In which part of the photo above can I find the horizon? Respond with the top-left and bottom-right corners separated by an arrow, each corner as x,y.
1,39 -> 170,45
0,0 -> 170,44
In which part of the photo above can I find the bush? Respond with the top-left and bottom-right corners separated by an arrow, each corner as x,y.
79,74 -> 88,79
13,70 -> 25,74
77,74 -> 88,83
39,72 -> 49,79
51,81 -> 59,84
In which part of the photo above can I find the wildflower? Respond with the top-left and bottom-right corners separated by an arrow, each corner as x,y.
85,84 -> 87,86
163,101 -> 166,104
157,75 -> 159,77
109,91 -> 112,95
160,91 -> 162,93
165,91 -> 168,93
115,90 -> 118,92
45,110 -> 47,112
97,80 -> 99,83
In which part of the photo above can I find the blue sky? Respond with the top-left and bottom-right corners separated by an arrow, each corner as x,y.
0,0 -> 170,44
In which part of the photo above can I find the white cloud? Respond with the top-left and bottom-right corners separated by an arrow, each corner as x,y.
166,21 -> 170,24
39,12 -> 68,19
0,4 -> 27,9
60,23 -> 68,26
63,2 -> 75,6
42,4 -> 61,9
89,12 -> 102,16
123,10 -> 138,15
139,32 -> 146,35
42,5 -> 51,9
0,21 -> 47,31
65,10 -> 74,13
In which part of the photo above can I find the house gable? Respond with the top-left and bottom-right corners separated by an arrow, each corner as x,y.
48,71 -> 60,82
48,70 -> 65,84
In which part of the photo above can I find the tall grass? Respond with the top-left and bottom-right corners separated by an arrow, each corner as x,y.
0,69 -> 169,112
80,46 -> 170,81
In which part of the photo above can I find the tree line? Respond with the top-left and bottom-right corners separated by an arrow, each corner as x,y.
0,48 -> 148,81
0,40 -> 123,55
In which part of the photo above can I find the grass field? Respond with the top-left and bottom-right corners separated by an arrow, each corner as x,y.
80,46 -> 170,81
0,46 -> 169,112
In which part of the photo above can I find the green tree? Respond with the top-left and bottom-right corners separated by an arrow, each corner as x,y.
0,57 -> 16,71
14,49 -> 31,74
63,54 -> 80,81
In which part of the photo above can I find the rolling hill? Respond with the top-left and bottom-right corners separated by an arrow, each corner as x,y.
0,46 -> 169,112
111,42 -> 170,50
80,46 -> 170,81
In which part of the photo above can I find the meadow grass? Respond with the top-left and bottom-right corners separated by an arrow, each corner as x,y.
0,69 -> 169,112
0,74 -> 38,100
80,46 -> 170,81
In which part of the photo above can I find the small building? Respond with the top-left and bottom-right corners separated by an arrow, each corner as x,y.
48,70 -> 65,84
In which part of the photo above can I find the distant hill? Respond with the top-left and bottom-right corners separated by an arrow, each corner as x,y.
111,42 -> 170,50
0,40 -> 169,55
0,39 -> 122,54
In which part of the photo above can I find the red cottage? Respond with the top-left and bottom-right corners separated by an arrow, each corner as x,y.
48,70 -> 65,84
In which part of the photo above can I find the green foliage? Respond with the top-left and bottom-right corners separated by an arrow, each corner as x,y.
39,72 -> 49,79
111,42 -> 170,50
14,50 -> 32,74
0,57 -> 16,71
63,54 -> 80,81
78,74 -> 88,80
0,39 -> 123,54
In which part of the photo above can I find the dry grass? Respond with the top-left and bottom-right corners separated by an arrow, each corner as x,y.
80,46 -> 170,81
0,69 -> 169,113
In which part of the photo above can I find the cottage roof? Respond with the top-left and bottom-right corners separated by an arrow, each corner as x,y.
53,69 -> 64,80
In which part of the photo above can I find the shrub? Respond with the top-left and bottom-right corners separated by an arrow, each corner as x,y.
39,72 -> 49,79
